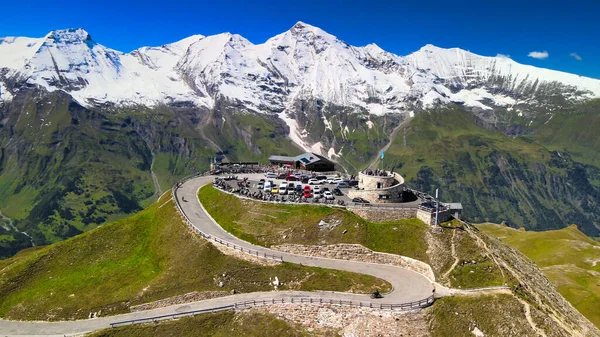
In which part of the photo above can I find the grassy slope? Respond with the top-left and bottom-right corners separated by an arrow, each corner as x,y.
447,224 -> 506,289
478,223 -> 600,328
0,191 -> 390,321
90,310 -> 335,337
199,186 -> 508,289
383,106 -> 600,236
426,294 -> 539,337
198,185 -> 429,262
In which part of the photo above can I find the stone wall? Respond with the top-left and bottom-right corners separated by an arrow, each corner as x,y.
347,184 -> 406,203
254,303 -> 429,336
416,208 -> 453,226
348,206 -> 417,222
272,243 -> 435,282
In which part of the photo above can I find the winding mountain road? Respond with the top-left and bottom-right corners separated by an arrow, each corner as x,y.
0,174 -> 434,336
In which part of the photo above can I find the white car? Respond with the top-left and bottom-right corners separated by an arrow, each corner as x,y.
313,186 -> 322,194
265,172 -> 278,178
324,191 -> 335,200
308,178 -> 321,185
315,176 -> 328,184
332,178 -> 344,184
279,183 -> 288,195
263,182 -> 272,191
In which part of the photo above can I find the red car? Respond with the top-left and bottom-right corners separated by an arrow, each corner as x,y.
285,175 -> 300,181
303,185 -> 312,192
303,191 -> 312,198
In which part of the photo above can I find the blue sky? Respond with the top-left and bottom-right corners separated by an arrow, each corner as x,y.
2,0 -> 599,78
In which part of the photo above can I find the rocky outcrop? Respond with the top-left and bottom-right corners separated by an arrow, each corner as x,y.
272,243 -> 435,282
255,304 -> 429,336
130,291 -> 230,312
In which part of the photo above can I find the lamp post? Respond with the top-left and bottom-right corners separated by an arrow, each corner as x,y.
435,188 -> 439,226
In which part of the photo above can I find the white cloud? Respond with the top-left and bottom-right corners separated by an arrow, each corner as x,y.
496,53 -> 511,58
528,51 -> 549,59
570,52 -> 582,61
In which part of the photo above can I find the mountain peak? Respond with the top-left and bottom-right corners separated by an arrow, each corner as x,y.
419,44 -> 443,52
45,28 -> 93,44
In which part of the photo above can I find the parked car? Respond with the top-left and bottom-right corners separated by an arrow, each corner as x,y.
257,181 -> 264,189
271,186 -> 279,194
265,172 -> 278,179
352,197 -> 370,203
263,181 -> 272,191
348,180 -> 359,187
303,191 -> 312,198
313,186 -> 322,194
313,192 -> 322,199
285,175 -> 300,181
279,183 -> 288,195
295,184 -> 303,193
301,177 -> 310,184
336,182 -> 350,188
326,177 -> 337,184
324,191 -> 335,200
303,185 -> 312,193
308,178 -> 320,185
315,175 -> 328,184
322,187 -> 330,192
333,188 -> 343,196
277,173 -> 288,179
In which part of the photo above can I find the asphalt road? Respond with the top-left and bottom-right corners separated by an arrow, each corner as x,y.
0,174 -> 434,336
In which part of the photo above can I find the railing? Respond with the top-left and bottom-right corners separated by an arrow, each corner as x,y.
172,179 -> 284,262
233,295 -> 435,311
110,304 -> 235,327
349,203 -> 419,210
110,295 -> 435,328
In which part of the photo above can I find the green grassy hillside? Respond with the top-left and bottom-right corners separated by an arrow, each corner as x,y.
478,223 -> 600,328
383,106 -> 600,237
0,191 -> 390,321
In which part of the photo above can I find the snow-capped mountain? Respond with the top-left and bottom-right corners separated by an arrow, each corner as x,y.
2,22 -> 600,156
2,22 -> 599,111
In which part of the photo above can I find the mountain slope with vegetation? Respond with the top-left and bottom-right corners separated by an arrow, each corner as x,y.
0,88 -> 302,258
478,223 -> 600,328
383,106 -> 600,237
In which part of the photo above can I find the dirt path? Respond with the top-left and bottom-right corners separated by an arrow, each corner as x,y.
517,297 -> 547,337
368,117 -> 412,169
442,229 -> 459,279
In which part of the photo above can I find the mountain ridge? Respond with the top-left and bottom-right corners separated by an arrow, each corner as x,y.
2,23 -> 599,111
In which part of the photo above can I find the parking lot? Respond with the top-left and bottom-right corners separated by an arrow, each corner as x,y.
215,175 -> 355,205
213,172 -> 426,208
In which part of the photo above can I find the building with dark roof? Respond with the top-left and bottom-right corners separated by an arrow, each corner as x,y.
268,152 -> 335,172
